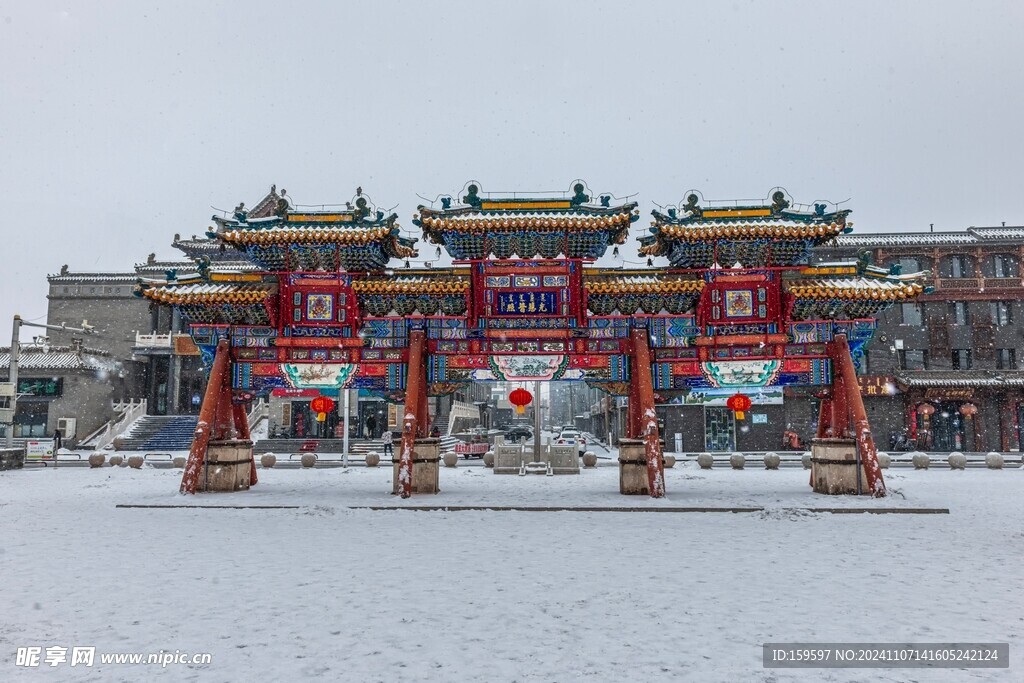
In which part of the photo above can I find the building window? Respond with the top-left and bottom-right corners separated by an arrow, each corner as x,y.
898,257 -> 920,273
990,301 -> 1013,326
997,348 -> 1017,369
900,303 -> 923,326
947,254 -> 971,278
947,301 -> 970,325
992,254 -> 1018,278
899,349 -> 928,370
951,349 -> 972,370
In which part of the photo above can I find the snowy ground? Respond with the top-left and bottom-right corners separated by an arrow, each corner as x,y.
1,462 -> 1021,682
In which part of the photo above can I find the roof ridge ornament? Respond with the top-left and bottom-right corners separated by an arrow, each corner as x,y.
569,182 -> 590,207
684,193 -> 702,218
463,183 -> 482,208
770,190 -> 790,215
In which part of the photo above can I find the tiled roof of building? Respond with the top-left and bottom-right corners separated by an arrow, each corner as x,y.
583,274 -> 705,295
894,370 -> 1024,388
48,272 -> 138,284
351,275 -> 470,295
835,226 -> 1024,247
138,283 -> 273,305
0,344 -> 115,372
786,277 -> 925,300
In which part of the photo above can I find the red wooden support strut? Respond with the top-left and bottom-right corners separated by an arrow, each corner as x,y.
816,396 -> 833,439
832,334 -> 886,497
180,339 -> 231,494
232,402 -> 257,486
631,329 -> 665,498
417,378 -> 431,438
830,349 -> 850,439
397,329 -> 426,499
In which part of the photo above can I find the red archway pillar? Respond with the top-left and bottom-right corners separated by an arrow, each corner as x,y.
181,339 -> 254,494
631,329 -> 665,498
397,329 -> 427,499
831,334 -> 886,497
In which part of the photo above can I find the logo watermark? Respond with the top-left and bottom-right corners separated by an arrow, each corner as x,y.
15,646 -> 212,668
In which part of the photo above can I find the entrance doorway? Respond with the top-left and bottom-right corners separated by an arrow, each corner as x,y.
358,400 -> 386,439
290,400 -> 337,439
929,402 -> 966,451
1018,403 -> 1024,452
704,407 -> 735,451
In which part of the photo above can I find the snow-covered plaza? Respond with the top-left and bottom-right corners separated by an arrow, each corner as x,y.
2,461 -> 1021,682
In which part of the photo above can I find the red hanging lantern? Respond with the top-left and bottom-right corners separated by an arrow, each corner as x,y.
509,387 -> 533,415
958,403 -> 978,417
726,392 -> 752,420
310,395 -> 336,422
916,402 -> 936,417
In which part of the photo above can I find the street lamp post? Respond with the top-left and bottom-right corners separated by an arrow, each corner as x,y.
3,315 -> 95,448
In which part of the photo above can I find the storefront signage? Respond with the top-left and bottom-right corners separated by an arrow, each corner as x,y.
924,388 -> 975,399
857,375 -> 898,396
17,378 -> 62,398
664,386 -> 784,406
270,388 -> 320,398
751,413 -> 768,424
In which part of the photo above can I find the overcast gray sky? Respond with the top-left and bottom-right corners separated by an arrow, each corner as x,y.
2,1 -> 1022,337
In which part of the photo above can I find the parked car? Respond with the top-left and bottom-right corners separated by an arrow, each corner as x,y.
505,425 -> 533,442
556,429 -> 586,456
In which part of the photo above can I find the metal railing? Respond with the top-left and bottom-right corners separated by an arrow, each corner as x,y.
134,332 -> 172,347
248,398 -> 268,431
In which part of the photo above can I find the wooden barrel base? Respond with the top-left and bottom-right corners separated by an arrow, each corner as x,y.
392,438 -> 440,494
810,438 -> 871,495
199,439 -> 254,492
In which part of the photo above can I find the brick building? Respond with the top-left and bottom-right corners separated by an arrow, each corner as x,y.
814,225 -> 1024,452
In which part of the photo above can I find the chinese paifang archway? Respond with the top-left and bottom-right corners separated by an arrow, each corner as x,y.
137,183 -> 928,498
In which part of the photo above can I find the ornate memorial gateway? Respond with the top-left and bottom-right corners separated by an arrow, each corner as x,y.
137,183 -> 927,498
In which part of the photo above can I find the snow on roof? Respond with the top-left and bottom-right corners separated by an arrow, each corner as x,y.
836,226 -> 1024,247
895,370 -> 1024,387
48,273 -> 138,283
968,226 -> 1024,239
0,344 -> 115,372
836,233 -> 977,246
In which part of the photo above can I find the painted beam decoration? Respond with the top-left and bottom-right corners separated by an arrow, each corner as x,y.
136,183 -> 928,401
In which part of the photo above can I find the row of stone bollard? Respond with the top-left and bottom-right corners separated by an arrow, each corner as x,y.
693,450 -> 1009,471
87,454 -> 187,469
696,452 -> 770,469
905,451 -> 1005,470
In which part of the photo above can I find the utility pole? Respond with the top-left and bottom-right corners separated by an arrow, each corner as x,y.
4,315 -> 95,448
342,388 -> 350,467
568,383 -> 576,430
532,380 -> 542,459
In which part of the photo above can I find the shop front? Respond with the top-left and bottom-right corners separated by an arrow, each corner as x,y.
894,373 -> 1023,452
660,387 -> 786,452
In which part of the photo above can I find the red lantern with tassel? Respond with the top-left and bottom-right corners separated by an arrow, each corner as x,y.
509,387 -> 533,415
310,395 -> 336,422
726,392 -> 752,420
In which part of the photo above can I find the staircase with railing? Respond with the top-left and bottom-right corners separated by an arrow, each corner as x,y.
77,399 -> 148,450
